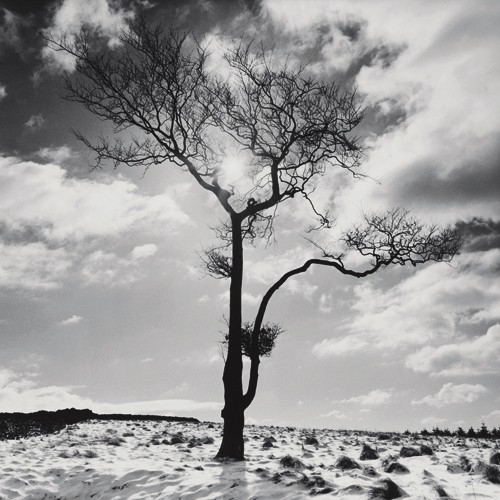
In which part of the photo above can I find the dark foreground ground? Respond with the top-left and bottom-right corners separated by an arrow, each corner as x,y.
0,408 -> 198,440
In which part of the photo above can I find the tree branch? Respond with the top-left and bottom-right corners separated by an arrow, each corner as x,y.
242,208 -> 462,408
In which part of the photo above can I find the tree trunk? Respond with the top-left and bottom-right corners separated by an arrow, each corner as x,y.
243,356 -> 260,410
215,216 -> 245,460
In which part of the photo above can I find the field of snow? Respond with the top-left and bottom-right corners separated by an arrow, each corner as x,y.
1,419 -> 499,499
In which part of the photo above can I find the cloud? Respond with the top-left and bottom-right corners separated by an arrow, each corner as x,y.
0,8 -> 24,55
24,114 -> 44,130
246,247 -> 310,284
320,409 -> 347,419
455,217 -> 500,252
312,335 -> 369,357
0,157 -> 190,290
412,383 -> 487,408
0,156 -> 191,242
59,315 -> 83,326
0,84 -> 6,100
312,248 -> 500,358
262,1 -> 500,225
0,242 -> 72,290
0,368 -> 94,412
80,246 -> 158,286
339,388 -> 394,406
318,293 -> 333,313
0,242 -> 158,291
36,145 -> 75,164
284,279 -> 318,301
242,292 -> 262,305
0,367 -> 220,414
245,246 -> 318,301
245,3 -> 500,386
261,1 -> 401,78
335,1 -> 500,223
43,0 -> 135,72
406,324 -> 500,377
130,243 -> 158,260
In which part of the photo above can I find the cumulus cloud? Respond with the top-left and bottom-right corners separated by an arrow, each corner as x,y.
81,246 -> 158,286
262,1 -> 500,224
24,114 -> 44,130
246,247 -> 310,284
36,145 -> 75,163
339,388 -> 395,406
0,367 -> 95,412
262,0 -> 403,78
313,335 -> 369,357
320,409 -> 347,419
0,156 -> 190,242
0,8 -> 24,55
242,292 -> 262,305
0,242 -> 72,290
130,243 -> 158,260
312,249 -> 500,358
412,383 -> 487,407
59,315 -> 83,326
284,278 -> 318,301
406,325 -> 500,377
43,0 -> 135,72
336,1 -> 500,223
0,156 -> 190,290
245,246 -> 318,301
455,218 -> 500,252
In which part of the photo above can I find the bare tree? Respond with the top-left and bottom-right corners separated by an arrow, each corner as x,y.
46,19 -> 460,460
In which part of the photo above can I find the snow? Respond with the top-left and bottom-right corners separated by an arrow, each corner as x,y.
1,419 -> 499,498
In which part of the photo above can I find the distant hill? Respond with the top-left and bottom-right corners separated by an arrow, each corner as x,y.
0,408 -> 199,440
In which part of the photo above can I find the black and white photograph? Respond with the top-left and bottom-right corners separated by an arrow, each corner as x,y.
0,0 -> 500,497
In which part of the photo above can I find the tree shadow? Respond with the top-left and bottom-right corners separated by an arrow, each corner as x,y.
204,459 -> 252,499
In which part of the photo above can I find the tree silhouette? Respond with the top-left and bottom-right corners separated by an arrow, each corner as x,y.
46,19 -> 461,460
467,426 -> 477,438
478,422 -> 490,439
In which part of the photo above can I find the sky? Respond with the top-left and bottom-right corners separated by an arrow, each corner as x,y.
0,0 -> 499,432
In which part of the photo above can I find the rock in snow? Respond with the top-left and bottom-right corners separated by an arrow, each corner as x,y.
384,461 -> 410,474
335,454 -> 361,470
360,443 -> 380,460
490,450 -> 500,465
369,477 -> 405,499
399,446 -> 421,458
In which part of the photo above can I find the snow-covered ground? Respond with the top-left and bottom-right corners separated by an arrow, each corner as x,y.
1,419 -> 499,499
